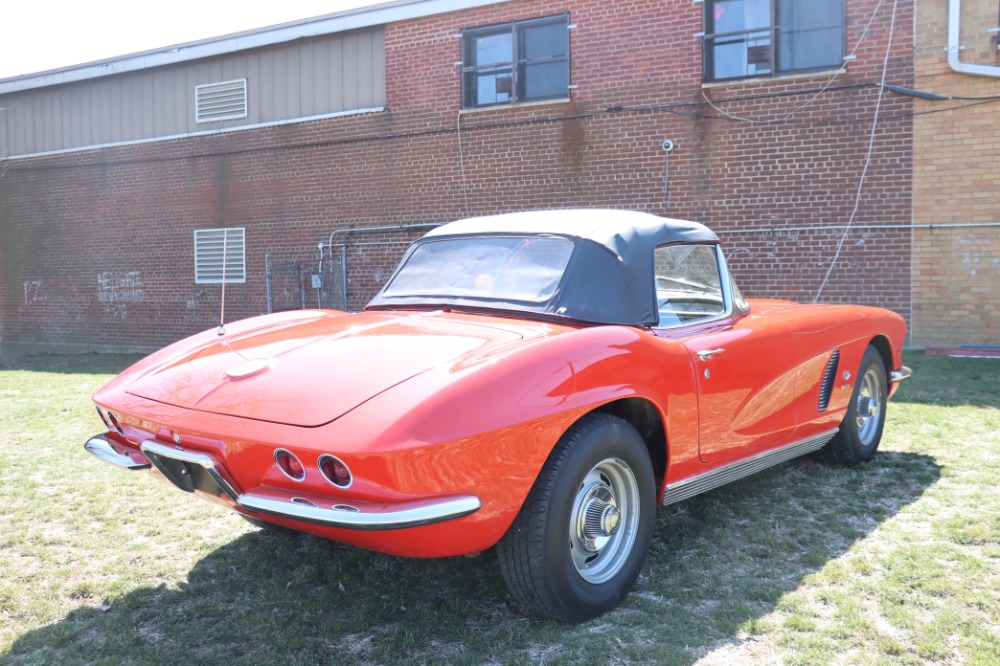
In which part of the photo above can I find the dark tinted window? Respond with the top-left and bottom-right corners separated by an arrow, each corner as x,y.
704,0 -> 844,81
463,15 -> 570,108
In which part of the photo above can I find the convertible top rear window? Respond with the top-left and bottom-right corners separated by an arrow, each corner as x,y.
382,236 -> 574,304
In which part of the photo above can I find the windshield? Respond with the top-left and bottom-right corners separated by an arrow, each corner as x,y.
382,236 -> 574,303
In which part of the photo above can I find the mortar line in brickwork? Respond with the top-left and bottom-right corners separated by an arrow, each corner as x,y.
714,222 -> 1000,234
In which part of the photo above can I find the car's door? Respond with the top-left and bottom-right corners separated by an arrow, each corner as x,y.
652,244 -> 803,464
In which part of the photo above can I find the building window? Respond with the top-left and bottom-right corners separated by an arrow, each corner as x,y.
461,14 -> 570,108
195,228 -> 246,284
195,79 -> 248,123
704,0 -> 844,82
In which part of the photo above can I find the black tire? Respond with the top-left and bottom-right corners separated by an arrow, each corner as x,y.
240,513 -> 299,536
497,413 -> 656,622
822,346 -> 888,467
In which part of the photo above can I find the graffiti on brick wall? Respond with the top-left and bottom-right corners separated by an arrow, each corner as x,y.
954,235 -> 1000,277
22,280 -> 45,304
97,271 -> 144,319
97,271 -> 144,302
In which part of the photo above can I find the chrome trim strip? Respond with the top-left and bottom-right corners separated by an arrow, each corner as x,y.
661,429 -> 839,506
140,440 -> 242,502
890,366 -> 913,383
238,492 -> 482,531
84,434 -> 151,470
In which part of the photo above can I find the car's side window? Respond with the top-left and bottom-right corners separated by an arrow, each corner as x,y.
654,244 -> 725,327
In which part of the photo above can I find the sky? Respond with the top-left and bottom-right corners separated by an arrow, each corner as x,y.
0,0 -> 386,79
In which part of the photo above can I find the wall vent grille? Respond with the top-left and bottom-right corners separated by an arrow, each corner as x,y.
195,228 -> 246,284
195,79 -> 248,123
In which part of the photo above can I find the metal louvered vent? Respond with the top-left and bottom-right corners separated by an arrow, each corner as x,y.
818,348 -> 840,413
195,79 -> 248,123
195,228 -> 246,284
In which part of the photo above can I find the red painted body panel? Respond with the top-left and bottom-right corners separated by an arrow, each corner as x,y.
92,297 -> 907,558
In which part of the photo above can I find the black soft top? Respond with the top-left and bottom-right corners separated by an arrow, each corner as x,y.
367,209 -> 719,327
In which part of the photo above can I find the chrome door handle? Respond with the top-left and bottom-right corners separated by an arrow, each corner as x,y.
697,348 -> 726,361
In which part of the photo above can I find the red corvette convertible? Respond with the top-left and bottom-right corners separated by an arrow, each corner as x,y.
86,210 -> 910,622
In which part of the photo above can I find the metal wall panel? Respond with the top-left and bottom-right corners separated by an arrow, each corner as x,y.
0,27 -> 385,157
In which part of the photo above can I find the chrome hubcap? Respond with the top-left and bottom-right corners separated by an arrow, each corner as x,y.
570,458 -> 639,584
855,365 -> 884,446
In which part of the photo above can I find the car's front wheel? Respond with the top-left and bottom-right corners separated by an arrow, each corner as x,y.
497,413 -> 656,622
822,345 -> 888,466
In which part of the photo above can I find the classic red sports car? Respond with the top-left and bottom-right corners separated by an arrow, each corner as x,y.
86,210 -> 911,622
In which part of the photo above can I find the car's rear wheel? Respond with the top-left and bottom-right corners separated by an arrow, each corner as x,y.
497,413 -> 655,622
822,346 -> 887,466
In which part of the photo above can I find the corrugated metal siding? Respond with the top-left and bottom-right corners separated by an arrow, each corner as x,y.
0,28 -> 385,158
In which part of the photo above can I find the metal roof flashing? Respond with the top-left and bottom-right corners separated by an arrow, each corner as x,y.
0,0 -> 512,95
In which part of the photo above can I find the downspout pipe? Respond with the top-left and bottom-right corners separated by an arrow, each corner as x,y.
948,0 -> 1000,77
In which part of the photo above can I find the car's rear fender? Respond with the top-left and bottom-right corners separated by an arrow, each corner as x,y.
327,325 -> 691,538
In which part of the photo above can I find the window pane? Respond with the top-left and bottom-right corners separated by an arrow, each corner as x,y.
467,68 -> 513,105
384,237 -> 574,303
519,62 -> 568,100
519,21 -> 568,61
474,31 -> 513,67
709,30 -> 772,79
777,0 -> 843,72
654,245 -> 725,326
711,0 -> 769,33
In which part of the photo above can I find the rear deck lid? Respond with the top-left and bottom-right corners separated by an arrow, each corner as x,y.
126,312 -> 524,427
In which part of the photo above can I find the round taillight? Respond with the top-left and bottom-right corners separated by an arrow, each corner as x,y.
274,449 -> 306,482
318,455 -> 353,489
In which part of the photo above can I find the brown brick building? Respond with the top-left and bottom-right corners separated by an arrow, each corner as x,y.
1,0 -> 962,358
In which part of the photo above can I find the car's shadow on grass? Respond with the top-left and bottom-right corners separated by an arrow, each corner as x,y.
6,452 -> 939,666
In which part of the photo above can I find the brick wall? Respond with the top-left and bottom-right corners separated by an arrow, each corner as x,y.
0,0 -> 915,355
912,0 -> 1000,347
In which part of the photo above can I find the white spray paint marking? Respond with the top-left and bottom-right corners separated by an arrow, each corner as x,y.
22,280 -> 44,304
97,271 -> 144,303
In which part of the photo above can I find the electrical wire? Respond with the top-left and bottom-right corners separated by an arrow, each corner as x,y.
8,83 -> 995,175
455,111 -> 471,217
813,0 -> 900,304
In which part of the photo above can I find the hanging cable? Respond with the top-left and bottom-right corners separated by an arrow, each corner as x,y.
813,0 -> 900,304
456,112 -> 471,217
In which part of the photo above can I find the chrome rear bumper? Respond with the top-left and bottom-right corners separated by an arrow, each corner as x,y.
239,490 -> 482,531
85,434 -> 151,470
890,366 -> 913,383
84,435 -> 481,530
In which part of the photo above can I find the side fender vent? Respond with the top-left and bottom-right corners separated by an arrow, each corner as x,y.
818,348 -> 840,413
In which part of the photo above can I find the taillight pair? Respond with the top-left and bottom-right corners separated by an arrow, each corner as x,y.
274,449 -> 352,488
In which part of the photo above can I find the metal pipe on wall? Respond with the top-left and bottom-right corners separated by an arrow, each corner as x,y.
318,223 -> 442,311
948,0 -> 1000,77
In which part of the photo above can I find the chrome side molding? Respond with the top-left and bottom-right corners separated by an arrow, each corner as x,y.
238,492 -> 482,531
84,434 -> 151,470
890,366 -> 913,383
661,429 -> 838,506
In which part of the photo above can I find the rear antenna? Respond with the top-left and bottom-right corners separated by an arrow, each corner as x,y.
217,230 -> 228,336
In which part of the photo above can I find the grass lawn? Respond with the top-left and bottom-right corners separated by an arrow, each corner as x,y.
0,351 -> 997,665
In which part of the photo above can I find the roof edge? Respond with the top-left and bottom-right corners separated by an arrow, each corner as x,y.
0,0 -> 512,95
